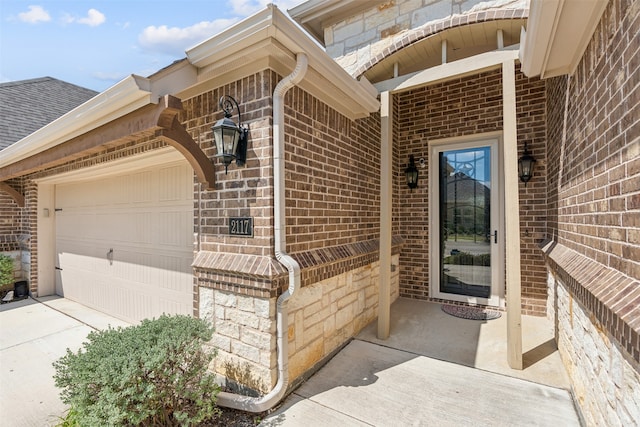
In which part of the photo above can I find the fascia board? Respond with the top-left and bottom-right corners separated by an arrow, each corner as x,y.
519,0 -> 561,77
148,59 -> 198,100
0,75 -> 154,169
186,7 -> 277,68
186,4 -> 379,117
270,7 -> 380,114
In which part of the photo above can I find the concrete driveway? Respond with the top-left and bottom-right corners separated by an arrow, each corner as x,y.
0,297 -> 128,426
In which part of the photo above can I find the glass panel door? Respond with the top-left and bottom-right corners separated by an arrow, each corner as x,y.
430,138 -> 502,306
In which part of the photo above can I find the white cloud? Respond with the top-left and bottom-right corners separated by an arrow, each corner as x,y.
138,18 -> 239,56
18,5 -> 51,24
64,8 -> 106,26
77,9 -> 106,27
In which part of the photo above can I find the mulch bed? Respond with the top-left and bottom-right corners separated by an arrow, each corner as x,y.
199,407 -> 268,426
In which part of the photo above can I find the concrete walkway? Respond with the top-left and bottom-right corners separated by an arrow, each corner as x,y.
261,299 -> 581,426
261,340 -> 580,426
0,297 -> 128,426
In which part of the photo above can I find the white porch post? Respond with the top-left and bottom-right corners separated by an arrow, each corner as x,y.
378,90 -> 393,340
502,59 -> 523,369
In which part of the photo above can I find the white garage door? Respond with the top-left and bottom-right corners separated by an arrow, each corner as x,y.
55,160 -> 194,323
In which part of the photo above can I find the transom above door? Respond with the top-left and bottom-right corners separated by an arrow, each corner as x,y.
429,135 -> 504,307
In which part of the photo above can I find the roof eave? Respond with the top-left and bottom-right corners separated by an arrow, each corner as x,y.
185,4 -> 379,119
0,75 -> 155,170
519,0 -> 607,79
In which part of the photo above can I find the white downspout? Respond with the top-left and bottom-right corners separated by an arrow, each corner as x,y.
216,53 -> 309,412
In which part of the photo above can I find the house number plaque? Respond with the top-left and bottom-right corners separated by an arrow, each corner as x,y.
229,217 -> 253,237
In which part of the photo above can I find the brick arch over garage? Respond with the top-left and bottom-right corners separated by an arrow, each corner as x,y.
353,8 -> 529,79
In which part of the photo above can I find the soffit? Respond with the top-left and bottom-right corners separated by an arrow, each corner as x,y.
519,0 -> 607,78
181,4 -> 379,120
364,19 -> 525,84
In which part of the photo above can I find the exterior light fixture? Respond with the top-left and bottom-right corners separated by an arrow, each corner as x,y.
405,155 -> 419,190
518,142 -> 536,186
212,95 -> 248,174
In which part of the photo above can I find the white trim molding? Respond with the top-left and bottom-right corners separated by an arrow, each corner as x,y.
184,4 -> 379,120
519,0 -> 607,78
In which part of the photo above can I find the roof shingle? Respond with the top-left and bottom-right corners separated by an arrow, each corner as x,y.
0,77 -> 98,150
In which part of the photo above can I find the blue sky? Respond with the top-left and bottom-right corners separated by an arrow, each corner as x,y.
1,0 -> 301,92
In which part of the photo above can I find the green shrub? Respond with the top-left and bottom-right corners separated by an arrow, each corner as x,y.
53,315 -> 220,426
0,254 -> 13,288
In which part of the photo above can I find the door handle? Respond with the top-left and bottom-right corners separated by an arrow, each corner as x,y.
107,248 -> 114,266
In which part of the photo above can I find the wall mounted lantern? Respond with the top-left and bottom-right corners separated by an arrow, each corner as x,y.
212,95 -> 248,174
518,142 -> 536,186
405,155 -> 419,190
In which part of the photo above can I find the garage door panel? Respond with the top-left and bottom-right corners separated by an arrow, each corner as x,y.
57,212 -> 97,240
55,159 -> 194,323
158,211 -> 193,247
159,164 -> 191,202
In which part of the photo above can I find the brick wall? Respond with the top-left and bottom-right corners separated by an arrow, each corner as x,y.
546,0 -> 639,281
283,85 -> 382,254
0,177 -> 30,282
543,0 -> 640,422
182,71 -> 276,259
395,66 -> 548,314
0,178 -> 28,250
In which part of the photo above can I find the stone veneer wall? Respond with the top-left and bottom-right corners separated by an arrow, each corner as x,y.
395,66 -> 547,314
547,262 -> 639,425
287,255 -> 400,383
542,0 -> 640,423
323,0 -> 528,77
199,254 -> 400,392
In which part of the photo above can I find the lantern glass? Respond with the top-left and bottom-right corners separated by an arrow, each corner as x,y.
518,143 -> 536,185
213,116 -> 240,167
518,156 -> 533,180
405,155 -> 419,189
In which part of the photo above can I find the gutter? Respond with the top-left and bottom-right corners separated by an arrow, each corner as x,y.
185,4 -> 378,119
216,52 -> 309,413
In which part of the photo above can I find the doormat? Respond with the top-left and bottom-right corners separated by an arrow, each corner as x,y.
441,304 -> 502,320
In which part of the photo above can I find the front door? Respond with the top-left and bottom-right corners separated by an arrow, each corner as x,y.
430,137 -> 504,307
